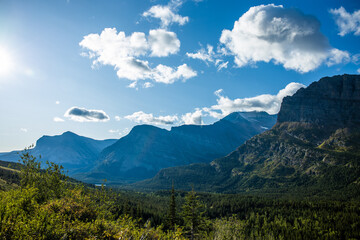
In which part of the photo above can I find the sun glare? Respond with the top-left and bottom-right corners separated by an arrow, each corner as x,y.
0,46 -> 15,76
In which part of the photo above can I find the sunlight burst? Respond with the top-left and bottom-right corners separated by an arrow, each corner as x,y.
0,46 -> 15,76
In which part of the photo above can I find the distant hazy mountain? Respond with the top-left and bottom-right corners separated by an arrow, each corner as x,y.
81,111 -> 277,183
0,131 -> 117,175
132,74 -> 360,196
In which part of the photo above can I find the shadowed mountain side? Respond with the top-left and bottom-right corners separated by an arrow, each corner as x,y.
129,74 -> 360,195
81,111 -> 277,183
0,131 -> 117,175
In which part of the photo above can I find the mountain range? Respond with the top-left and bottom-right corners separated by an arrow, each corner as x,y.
0,112 -> 277,183
79,111 -> 277,183
131,74 -> 360,195
0,132 -> 117,174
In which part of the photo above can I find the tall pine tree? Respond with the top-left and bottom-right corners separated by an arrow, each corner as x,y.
181,189 -> 208,239
167,182 -> 177,230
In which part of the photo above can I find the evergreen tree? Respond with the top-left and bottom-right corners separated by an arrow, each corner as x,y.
181,189 -> 208,239
167,182 -> 177,230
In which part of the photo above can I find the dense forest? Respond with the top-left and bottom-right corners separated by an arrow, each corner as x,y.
0,152 -> 359,239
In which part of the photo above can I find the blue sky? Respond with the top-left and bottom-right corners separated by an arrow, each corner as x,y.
0,0 -> 359,151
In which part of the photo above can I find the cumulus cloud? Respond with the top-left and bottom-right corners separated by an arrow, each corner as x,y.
124,111 -> 178,125
20,128 -> 28,133
149,29 -> 180,57
115,116 -> 121,121
330,7 -> 360,36
153,64 -> 197,84
80,28 -> 196,86
220,4 -> 348,73
143,0 -> 189,28
203,82 -> 305,117
53,117 -> 65,122
181,109 -> 203,125
122,82 -> 305,127
64,107 -> 110,122
55,101 -> 60,105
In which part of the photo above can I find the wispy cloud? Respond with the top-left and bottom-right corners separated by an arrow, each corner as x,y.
330,7 -> 360,36
64,107 -> 110,122
20,128 -> 28,133
220,4 -> 349,73
186,44 -> 229,71
53,117 -> 65,122
124,111 -> 178,125
108,128 -> 130,136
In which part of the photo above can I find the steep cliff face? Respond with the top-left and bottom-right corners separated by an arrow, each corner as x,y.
278,74 -> 360,127
133,75 -> 360,194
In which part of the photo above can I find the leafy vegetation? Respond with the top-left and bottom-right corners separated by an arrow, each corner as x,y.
0,151 -> 360,239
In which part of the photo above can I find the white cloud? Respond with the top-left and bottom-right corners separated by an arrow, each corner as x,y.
80,28 -> 196,86
326,48 -> 350,66
20,128 -> 28,133
53,117 -> 65,122
55,101 -> 60,105
149,29 -> 180,57
152,64 -> 197,84
204,82 -> 305,117
143,82 -> 154,88
108,129 -> 119,134
181,109 -> 203,125
187,45 -> 215,63
124,111 -> 178,125
330,7 -> 360,36
187,44 -> 229,71
115,116 -> 121,121
108,128 -> 129,136
353,54 -> 360,65
143,1 -> 189,28
64,107 -> 110,122
220,4 -> 348,73
122,82 -> 305,128
216,61 -> 228,71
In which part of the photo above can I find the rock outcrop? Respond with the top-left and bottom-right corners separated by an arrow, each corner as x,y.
132,74 -> 360,194
278,74 -> 360,127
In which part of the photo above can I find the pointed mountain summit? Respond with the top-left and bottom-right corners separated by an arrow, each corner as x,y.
81,111 -> 277,183
133,74 -> 360,195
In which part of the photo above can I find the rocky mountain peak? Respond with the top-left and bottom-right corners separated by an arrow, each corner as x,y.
277,74 -> 360,128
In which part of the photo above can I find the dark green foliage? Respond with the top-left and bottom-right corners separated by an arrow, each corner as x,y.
181,189 -> 210,239
167,183 -> 177,230
1,149 -> 360,239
